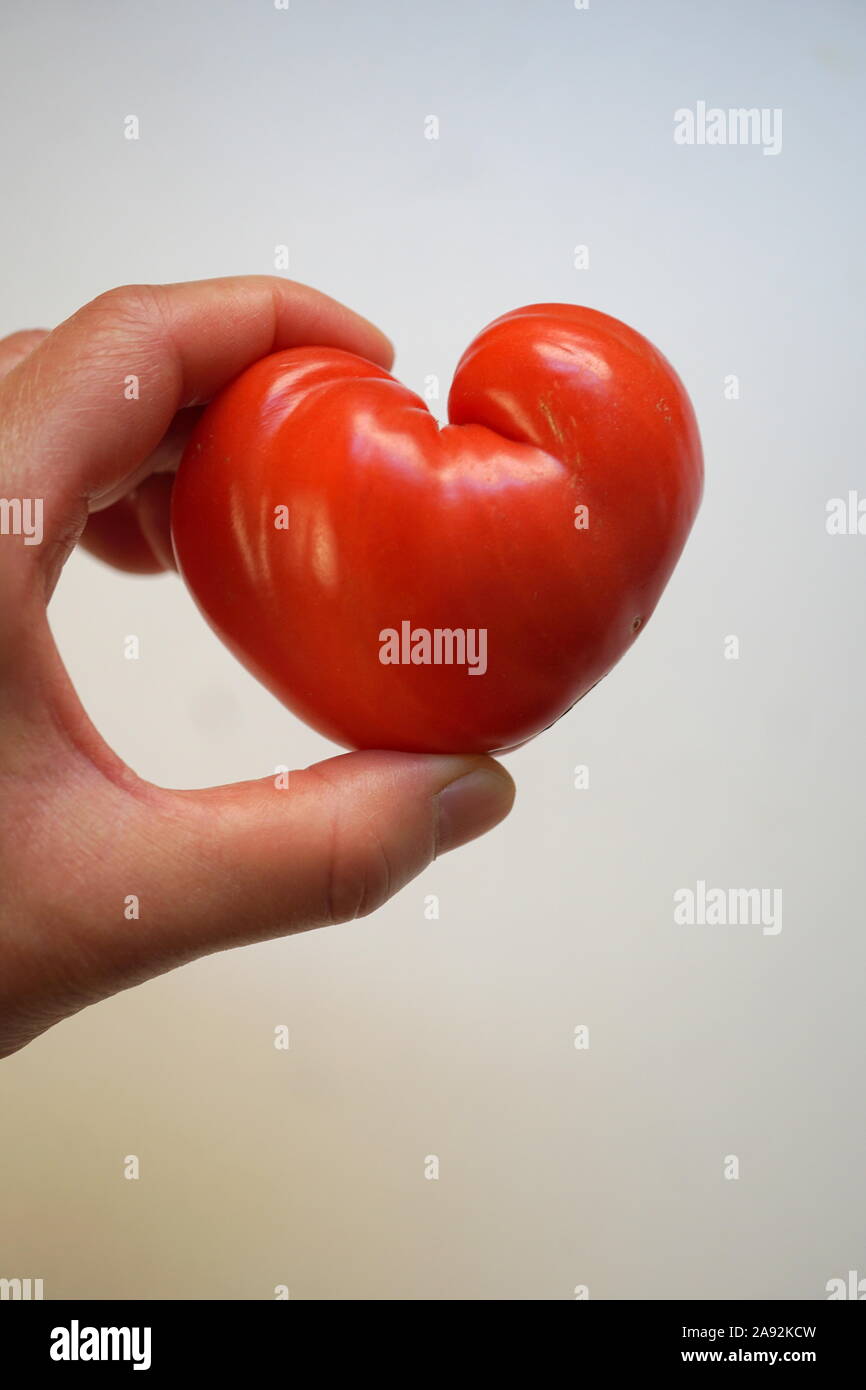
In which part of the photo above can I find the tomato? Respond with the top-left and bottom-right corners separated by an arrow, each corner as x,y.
171,304 -> 703,754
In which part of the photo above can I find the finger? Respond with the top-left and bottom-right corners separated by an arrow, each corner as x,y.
131,474 -> 177,571
0,328 -> 49,378
76,476 -> 178,575
77,407 -> 202,573
0,277 -> 394,589
76,494 -> 166,574
22,752 -> 515,1013
150,752 -> 515,958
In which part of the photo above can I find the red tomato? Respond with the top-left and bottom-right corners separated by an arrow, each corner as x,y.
171,304 -> 703,754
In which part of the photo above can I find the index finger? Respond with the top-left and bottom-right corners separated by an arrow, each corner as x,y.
0,276 -> 394,589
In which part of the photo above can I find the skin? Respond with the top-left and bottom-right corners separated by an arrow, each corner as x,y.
0,277 -> 515,1060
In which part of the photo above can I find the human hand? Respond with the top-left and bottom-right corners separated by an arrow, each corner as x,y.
0,277 -> 514,1059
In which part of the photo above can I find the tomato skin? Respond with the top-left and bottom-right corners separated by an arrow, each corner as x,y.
171,304 -> 703,754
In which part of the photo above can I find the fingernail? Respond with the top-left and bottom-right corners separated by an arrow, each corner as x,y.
435,766 -> 515,856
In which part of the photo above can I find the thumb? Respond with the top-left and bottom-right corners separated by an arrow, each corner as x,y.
81,750 -> 515,988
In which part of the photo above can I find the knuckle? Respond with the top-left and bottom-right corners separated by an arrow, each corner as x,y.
327,829 -> 394,925
78,283 -> 166,335
303,772 -> 394,926
325,834 -> 394,925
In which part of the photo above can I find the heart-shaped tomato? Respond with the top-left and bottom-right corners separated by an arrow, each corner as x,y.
171,304 -> 702,753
